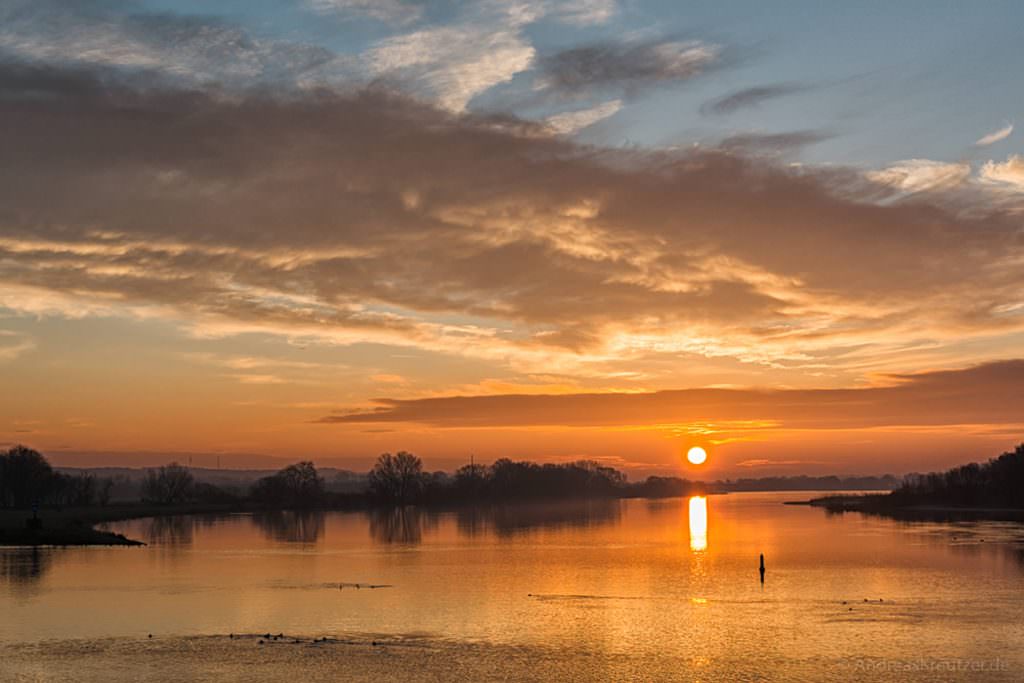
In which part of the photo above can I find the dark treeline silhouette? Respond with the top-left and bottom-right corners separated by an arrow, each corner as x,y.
250,462 -> 325,508
0,445 -> 114,508
366,452 -> 705,505
10,444 -> 913,519
1,445 -> 703,514
141,462 -> 239,505
890,444 -> 1024,508
811,444 -> 1024,517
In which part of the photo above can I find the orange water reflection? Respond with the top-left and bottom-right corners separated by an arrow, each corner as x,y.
2,492 -> 1023,680
688,495 -> 708,552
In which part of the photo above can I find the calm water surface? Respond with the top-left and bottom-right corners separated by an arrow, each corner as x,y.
2,492 -> 1024,680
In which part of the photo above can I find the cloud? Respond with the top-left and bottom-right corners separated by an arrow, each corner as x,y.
867,159 -> 972,194
979,155 -> 1024,190
718,130 -> 831,156
307,0 -> 425,24
537,38 -> 720,97
2,60 -> 1024,384
364,5 -> 537,111
975,123 -> 1013,147
0,331 -> 34,361
319,360 -> 1024,430
545,98 -> 622,135
701,83 -> 808,115
549,0 -> 618,26
0,0 -> 350,89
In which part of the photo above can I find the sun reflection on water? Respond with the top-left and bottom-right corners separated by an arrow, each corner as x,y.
689,495 -> 708,552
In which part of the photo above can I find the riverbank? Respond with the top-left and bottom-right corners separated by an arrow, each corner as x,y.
0,504 -> 254,546
794,494 -> 1024,521
0,509 -> 143,546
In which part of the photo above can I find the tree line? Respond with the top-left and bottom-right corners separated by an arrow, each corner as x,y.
890,443 -> 1024,508
0,446 -> 705,510
364,452 -> 703,505
0,445 -> 114,508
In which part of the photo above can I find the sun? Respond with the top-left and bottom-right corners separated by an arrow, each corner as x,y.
687,446 -> 708,465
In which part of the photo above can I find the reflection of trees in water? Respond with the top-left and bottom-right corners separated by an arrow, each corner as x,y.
139,514 -> 225,546
142,515 -> 195,545
367,507 -> 438,545
365,500 -> 622,545
0,547 -> 54,589
253,510 -> 325,544
456,499 -> 622,538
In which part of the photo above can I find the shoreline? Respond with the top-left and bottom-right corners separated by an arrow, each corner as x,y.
0,524 -> 143,547
791,494 -> 1024,520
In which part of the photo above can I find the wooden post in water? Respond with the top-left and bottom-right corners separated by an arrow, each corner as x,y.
759,553 -> 765,583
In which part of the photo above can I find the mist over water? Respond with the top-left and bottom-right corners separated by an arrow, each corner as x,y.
2,493 -> 1023,681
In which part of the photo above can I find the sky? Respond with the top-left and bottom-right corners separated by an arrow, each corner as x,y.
1,0 -> 1024,477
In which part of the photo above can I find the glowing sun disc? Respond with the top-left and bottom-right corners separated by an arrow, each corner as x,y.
687,446 -> 708,465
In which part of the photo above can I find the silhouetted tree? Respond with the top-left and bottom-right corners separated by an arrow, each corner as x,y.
59,472 -> 97,506
891,443 -> 1024,508
0,445 -> 55,508
368,451 -> 424,504
141,462 -> 195,504
192,481 -> 237,504
250,461 -> 324,508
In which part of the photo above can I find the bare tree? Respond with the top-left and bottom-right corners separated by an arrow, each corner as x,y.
368,451 -> 424,504
250,461 -> 324,508
142,463 -> 194,504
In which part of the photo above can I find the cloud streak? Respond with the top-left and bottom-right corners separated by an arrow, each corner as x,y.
537,38 -> 720,98
320,360 -> 1024,430
976,123 -> 1013,147
545,98 -> 622,134
701,83 -> 808,115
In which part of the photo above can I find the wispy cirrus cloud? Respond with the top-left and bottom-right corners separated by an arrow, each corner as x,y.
867,159 -> 972,194
536,37 -> 721,98
0,331 -> 34,361
360,1 -> 622,112
718,130 -> 831,156
701,82 -> 808,115
0,0 -> 351,88
549,0 -> 618,26
975,122 -> 1013,147
364,5 -> 538,112
545,98 -> 622,134
307,0 -> 425,24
